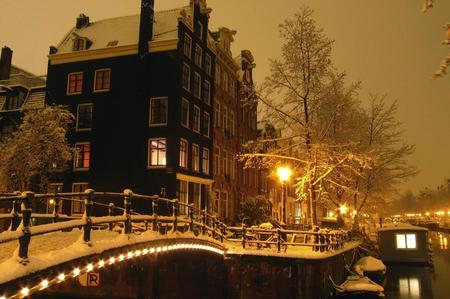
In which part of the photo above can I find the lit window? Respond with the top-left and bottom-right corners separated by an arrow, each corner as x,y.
72,183 -> 87,214
396,233 -> 417,249
202,148 -> 209,174
67,72 -> 83,95
148,139 -> 166,167
74,143 -> 90,170
94,69 -> 111,92
195,44 -> 202,67
194,72 -> 201,98
76,103 -> 93,131
192,144 -> 199,172
149,97 -> 168,125
182,63 -> 190,91
193,183 -> 201,211
205,54 -> 212,75
47,183 -> 63,214
179,180 -> 188,215
193,105 -> 200,133
203,80 -> 211,104
179,139 -> 188,168
181,98 -> 189,128
399,278 -> 420,298
202,111 -> 210,137
184,34 -> 192,58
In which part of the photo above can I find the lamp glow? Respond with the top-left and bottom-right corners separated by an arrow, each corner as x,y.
109,257 -> 116,264
73,268 -> 80,277
20,288 -> 29,296
58,273 -> 65,282
276,166 -> 292,182
40,279 -> 49,288
98,260 -> 105,268
86,263 -> 94,272
339,204 -> 348,215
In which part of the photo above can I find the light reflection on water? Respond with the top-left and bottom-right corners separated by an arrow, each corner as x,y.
385,232 -> 450,299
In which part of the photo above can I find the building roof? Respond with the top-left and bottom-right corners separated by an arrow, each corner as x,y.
0,65 -> 45,89
0,87 -> 46,112
378,223 -> 428,232
56,7 -> 192,54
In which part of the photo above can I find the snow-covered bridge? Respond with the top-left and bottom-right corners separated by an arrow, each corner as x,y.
0,190 -> 354,299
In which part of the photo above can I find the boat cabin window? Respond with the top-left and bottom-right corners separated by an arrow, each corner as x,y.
396,233 -> 417,249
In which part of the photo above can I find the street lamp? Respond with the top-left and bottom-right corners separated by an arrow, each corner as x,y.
276,166 -> 292,224
339,204 -> 348,215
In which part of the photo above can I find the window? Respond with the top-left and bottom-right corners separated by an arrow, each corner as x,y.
223,107 -> 228,133
197,21 -> 203,40
73,38 -> 85,51
182,63 -> 190,91
202,148 -> 210,174
67,72 -> 83,95
192,144 -> 200,172
221,192 -> 228,219
47,183 -> 63,214
396,233 -> 417,249
205,53 -> 212,75
179,139 -> 188,168
223,72 -> 228,93
399,278 -> 420,298
193,105 -> 200,133
215,102 -> 220,127
215,65 -> 221,85
230,112 -> 235,136
195,44 -> 202,67
194,72 -> 201,98
214,146 -> 220,175
203,80 -> 211,104
148,138 -> 166,167
76,104 -> 93,131
193,183 -> 201,211
183,34 -> 192,58
94,69 -> 111,92
72,183 -> 88,214
202,112 -> 210,137
181,98 -> 189,128
222,150 -> 227,176
179,180 -> 188,215
74,143 -> 90,170
149,97 -> 168,126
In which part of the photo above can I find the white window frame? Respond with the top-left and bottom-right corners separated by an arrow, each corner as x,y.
192,144 -> 200,172
76,103 -> 93,132
71,182 -> 88,215
148,138 -> 167,168
197,21 -> 203,40
203,111 -> 210,138
179,180 -> 189,215
74,142 -> 90,171
182,63 -> 190,91
149,97 -> 168,126
66,72 -> 83,95
179,138 -> 188,169
202,148 -> 210,174
194,72 -> 201,99
183,34 -> 192,58
204,80 -> 211,105
93,68 -> 111,92
195,44 -> 202,67
181,97 -> 190,128
396,233 -> 417,249
205,53 -> 212,75
193,105 -> 201,133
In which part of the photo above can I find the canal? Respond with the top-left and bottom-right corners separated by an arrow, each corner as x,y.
385,231 -> 449,299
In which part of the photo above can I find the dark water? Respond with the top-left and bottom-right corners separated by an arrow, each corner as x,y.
385,232 -> 450,299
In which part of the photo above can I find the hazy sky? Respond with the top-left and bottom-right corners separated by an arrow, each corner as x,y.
0,0 -> 448,195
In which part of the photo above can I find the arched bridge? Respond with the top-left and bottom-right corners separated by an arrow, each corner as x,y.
0,190 -> 351,299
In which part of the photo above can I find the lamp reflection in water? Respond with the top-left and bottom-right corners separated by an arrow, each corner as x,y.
438,233 -> 448,250
399,277 -> 420,298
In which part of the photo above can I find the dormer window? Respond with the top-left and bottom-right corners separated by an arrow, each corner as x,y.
73,38 -> 85,51
197,22 -> 203,40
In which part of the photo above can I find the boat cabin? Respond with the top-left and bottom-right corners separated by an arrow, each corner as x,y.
378,223 -> 430,263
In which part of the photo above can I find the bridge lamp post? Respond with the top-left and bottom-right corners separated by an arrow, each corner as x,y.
277,166 -> 292,225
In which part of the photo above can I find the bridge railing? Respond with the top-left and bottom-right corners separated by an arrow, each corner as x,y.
0,189 -> 348,265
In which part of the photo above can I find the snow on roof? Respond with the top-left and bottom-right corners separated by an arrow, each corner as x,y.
378,222 -> 428,232
56,7 -> 191,54
339,276 -> 384,293
22,90 -> 46,110
353,256 -> 386,276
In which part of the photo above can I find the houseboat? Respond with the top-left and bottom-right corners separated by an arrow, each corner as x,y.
378,223 -> 431,264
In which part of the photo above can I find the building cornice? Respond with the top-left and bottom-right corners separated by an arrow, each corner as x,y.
176,173 -> 213,185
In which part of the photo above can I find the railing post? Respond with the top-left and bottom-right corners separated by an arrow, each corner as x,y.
9,193 -> 21,231
53,193 -> 60,223
123,189 -> 133,235
83,189 -> 94,244
188,204 -> 194,232
152,195 -> 159,233
18,191 -> 33,264
242,224 -> 247,249
219,222 -> 224,243
212,216 -> 217,239
201,209 -> 207,235
173,199 -> 179,233
277,228 -> 282,253
108,203 -> 115,231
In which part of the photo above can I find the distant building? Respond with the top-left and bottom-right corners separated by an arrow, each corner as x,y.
0,46 -> 46,139
46,0 -> 215,216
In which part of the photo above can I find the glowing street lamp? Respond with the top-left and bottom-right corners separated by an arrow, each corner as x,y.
276,166 -> 292,224
339,204 -> 348,215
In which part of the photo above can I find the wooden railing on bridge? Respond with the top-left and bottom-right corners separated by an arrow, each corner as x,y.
0,189 -> 349,266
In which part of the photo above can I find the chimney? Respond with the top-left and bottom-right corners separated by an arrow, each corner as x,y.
76,14 -> 90,29
0,46 -> 13,81
138,0 -> 154,57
